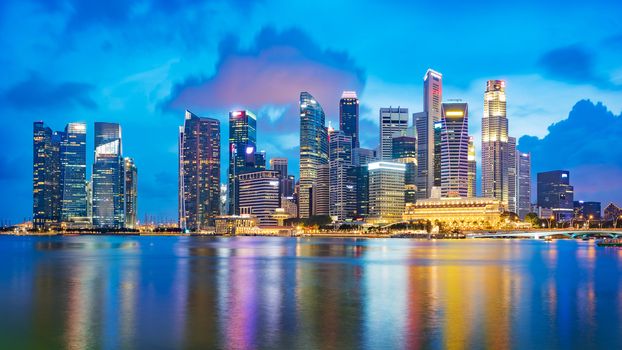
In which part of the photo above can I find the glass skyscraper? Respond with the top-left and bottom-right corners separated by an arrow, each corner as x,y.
537,170 -> 574,221
60,122 -> 87,222
92,122 -> 125,229
33,122 -> 61,230
392,128 -> 417,204
299,92 -> 328,218
124,157 -> 138,229
379,107 -> 408,161
179,110 -> 221,231
228,110 -> 257,215
468,136 -> 477,197
329,129 -> 355,221
339,91 -> 359,148
517,152 -> 531,219
416,69 -> 442,200
440,102 -> 469,198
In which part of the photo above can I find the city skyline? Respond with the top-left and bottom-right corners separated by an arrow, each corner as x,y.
3,0 -> 622,222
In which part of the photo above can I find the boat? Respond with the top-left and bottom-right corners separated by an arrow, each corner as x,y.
544,236 -> 552,242
596,239 -> 622,247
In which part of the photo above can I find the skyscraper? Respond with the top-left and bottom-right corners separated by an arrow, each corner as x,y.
482,80 -> 510,206
468,136 -> 477,197
432,121 -> 442,197
392,128 -> 417,204
339,91 -> 360,148
415,69 -> 443,200
329,129 -> 355,221
92,122 -> 125,229
517,152 -> 531,219
507,137 -> 517,213
60,122 -> 87,222
179,110 -> 221,231
299,92 -> 328,218
367,161 -> 406,222
440,102 -> 469,198
33,122 -> 61,230
379,107 -> 408,161
350,148 -> 376,218
537,170 -> 574,221
269,157 -> 288,177
238,170 -> 281,226
124,157 -> 138,229
228,110 -> 257,215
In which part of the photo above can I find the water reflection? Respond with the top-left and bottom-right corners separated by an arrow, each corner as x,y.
0,236 -> 621,348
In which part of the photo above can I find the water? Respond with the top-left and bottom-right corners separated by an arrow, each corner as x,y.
0,236 -> 621,349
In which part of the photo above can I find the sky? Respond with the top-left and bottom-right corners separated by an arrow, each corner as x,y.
1,0 -> 621,223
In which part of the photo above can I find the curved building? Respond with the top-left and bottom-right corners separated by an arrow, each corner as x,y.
440,102 -> 469,198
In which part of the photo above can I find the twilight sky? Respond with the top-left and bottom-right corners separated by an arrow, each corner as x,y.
1,0 -> 622,223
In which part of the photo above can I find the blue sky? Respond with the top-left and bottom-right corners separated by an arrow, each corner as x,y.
1,0 -> 621,223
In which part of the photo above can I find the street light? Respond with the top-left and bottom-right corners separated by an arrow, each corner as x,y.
616,215 -> 622,229
548,215 -> 554,229
588,214 -> 594,229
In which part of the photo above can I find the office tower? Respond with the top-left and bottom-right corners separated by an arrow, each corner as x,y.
283,175 -> 295,197
573,201 -> 601,220
415,69 -> 443,200
517,152 -> 531,219
59,122 -> 87,222
349,148 -> 375,218
299,92 -> 329,218
379,107 -> 408,161
269,157 -> 288,177
92,122 -> 125,229
339,91 -> 360,148
238,170 -> 281,226
482,80 -> 510,206
367,161 -> 406,222
314,164 -> 330,216
33,122 -> 61,230
468,136 -> 476,197
537,170 -> 574,221
228,110 -> 257,215
86,180 -> 92,219
254,150 -> 266,170
329,130 -> 355,221
179,110 -> 221,231
124,157 -> 138,229
430,121 -> 442,198
352,147 -> 376,166
392,128 -> 417,204
440,102 -> 469,198
507,137 -> 517,213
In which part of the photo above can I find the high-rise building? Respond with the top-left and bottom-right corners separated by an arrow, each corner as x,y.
92,122 -> 125,229
482,80 -> 510,206
367,161 -> 406,222
299,92 -> 329,218
329,130 -> 355,221
392,128 -> 417,204
228,110 -> 257,215
254,150 -> 266,170
537,170 -> 574,221
124,157 -> 138,229
432,121 -> 442,197
517,152 -> 531,219
314,164 -> 330,216
59,122 -> 87,222
179,110 -> 221,231
468,136 -> 477,197
269,157 -> 288,177
238,170 -> 281,226
270,157 -> 292,197
440,102 -> 469,198
352,147 -> 377,166
33,122 -> 61,230
507,137 -> 517,213
379,107 -> 408,161
415,69 -> 443,200
339,91 -> 360,148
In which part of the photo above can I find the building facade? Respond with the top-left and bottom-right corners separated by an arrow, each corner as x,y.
238,170 -> 281,227
468,136 -> 476,197
367,161 -> 406,222
440,102 -> 469,198
179,110 -> 221,231
33,122 -> 61,230
379,107 -> 408,161
228,110 -> 257,215
124,157 -> 138,229
507,137 -> 517,213
339,91 -> 360,148
403,197 -> 504,230
573,201 -> 601,220
59,122 -> 87,222
517,152 -> 531,219
92,122 -> 125,229
537,170 -> 574,221
482,80 -> 510,205
329,130 -> 355,221
392,128 -> 417,204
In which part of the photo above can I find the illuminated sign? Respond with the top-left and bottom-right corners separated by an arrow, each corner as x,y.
245,146 -> 255,155
445,110 -> 464,117
561,173 -> 568,178
434,122 -> 442,129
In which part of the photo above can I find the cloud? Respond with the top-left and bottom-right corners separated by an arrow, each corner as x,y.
538,45 -> 621,90
165,26 -> 366,119
518,99 -> 622,203
1,73 -> 97,111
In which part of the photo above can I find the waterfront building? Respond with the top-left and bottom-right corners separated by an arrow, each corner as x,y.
468,136 -> 476,197
573,201 -> 601,220
329,130 -> 355,221
537,170 -> 574,221
179,110 -> 221,231
124,157 -> 138,229
281,196 -> 298,218
367,161 -> 406,222
403,197 -> 504,230
228,110 -> 257,215
604,203 -> 622,221
299,92 -> 329,218
214,215 -> 259,235
379,107 -> 408,161
238,170 -> 281,226
440,102 -> 469,198
339,91 -> 360,148
92,122 -> 125,229
59,122 -> 87,222
415,69 -> 443,200
517,152 -> 531,219
507,137 -> 517,213
482,80 -> 511,205
33,122 -> 61,230
392,128 -> 417,204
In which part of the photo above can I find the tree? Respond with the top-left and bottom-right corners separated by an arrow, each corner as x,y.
524,213 -> 540,228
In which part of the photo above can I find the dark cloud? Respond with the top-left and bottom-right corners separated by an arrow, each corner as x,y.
538,45 -> 621,90
1,73 -> 97,111
519,100 -> 622,201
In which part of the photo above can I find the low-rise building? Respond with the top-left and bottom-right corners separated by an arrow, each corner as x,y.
403,197 -> 504,230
